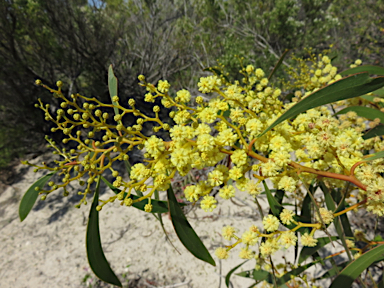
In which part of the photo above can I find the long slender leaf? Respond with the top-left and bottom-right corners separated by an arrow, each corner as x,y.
363,150 -> 384,162
108,65 -> 119,117
86,177 -> 122,287
299,236 -> 339,264
19,172 -> 56,221
335,106 -> 384,123
363,124 -> 384,139
330,244 -> 384,288
237,269 -> 273,283
225,260 -> 248,287
268,49 -> 290,81
167,185 -> 215,266
263,181 -> 283,217
259,73 -> 384,137
340,65 -> 384,77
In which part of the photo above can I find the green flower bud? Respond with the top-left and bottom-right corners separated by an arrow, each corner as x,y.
89,104 -> 95,110
95,110 -> 102,117
56,80 -> 63,87
41,195 -> 46,200
96,206 -> 102,211
112,96 -> 119,102
83,103 -> 89,109
102,112 -> 109,119
73,114 -> 80,121
114,114 -> 122,122
138,75 -> 145,81
35,79 -> 42,85
60,102 -> 68,108
82,113 -> 90,120
128,99 -> 135,106
67,109 -> 74,115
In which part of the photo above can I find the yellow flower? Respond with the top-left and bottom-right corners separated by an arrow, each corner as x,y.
280,209 -> 295,225
262,215 -> 280,232
301,233 -> 318,247
219,185 -> 236,199
200,195 -> 217,212
222,226 -> 236,240
315,207 -> 334,224
215,247 -> 229,259
242,230 -> 258,246
280,231 -> 298,248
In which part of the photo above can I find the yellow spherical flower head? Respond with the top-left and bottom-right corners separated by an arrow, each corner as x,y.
241,230 -> 258,246
216,128 -> 238,146
280,209 -> 295,225
198,75 -> 221,93
200,195 -> 217,212
239,247 -> 254,259
260,238 -> 279,257
246,118 -> 263,137
222,226 -> 236,240
315,207 -> 334,225
279,231 -> 297,249
184,185 -> 201,202
278,176 -> 297,193
229,166 -> 243,180
198,107 -> 218,123
246,64 -> 254,74
197,134 -> 215,152
255,68 -> 265,79
144,135 -> 165,159
262,215 -> 280,232
231,149 -> 248,166
208,170 -> 224,186
260,160 -> 280,177
215,247 -> 229,259
219,185 -> 236,199
144,204 -> 153,213
157,80 -> 170,93
246,180 -> 262,196
175,89 -> 191,103
301,233 -> 318,247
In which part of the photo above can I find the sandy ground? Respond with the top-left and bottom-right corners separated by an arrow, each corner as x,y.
1,152 -> 372,288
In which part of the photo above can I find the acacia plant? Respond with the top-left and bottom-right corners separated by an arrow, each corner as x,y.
20,51 -> 384,287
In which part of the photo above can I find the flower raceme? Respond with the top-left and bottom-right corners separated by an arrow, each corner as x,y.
26,53 -> 384,273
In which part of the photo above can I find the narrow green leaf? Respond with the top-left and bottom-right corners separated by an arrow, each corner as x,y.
363,150 -> 384,162
237,269 -> 273,283
340,65 -> 384,77
268,49 -> 290,81
225,260 -> 248,287
263,182 -> 283,217
108,65 -> 119,117
86,177 -> 122,287
363,124 -> 384,139
259,73 -> 384,137
101,176 -> 176,213
299,236 -> 339,264
19,172 -> 56,221
330,244 -> 384,288
167,185 -> 215,266
300,192 -> 312,223
335,106 -> 384,123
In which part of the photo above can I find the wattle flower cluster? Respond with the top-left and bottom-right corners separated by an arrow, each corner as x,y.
26,53 -> 384,266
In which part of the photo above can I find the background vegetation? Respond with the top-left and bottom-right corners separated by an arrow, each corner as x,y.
1,0 -> 384,169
